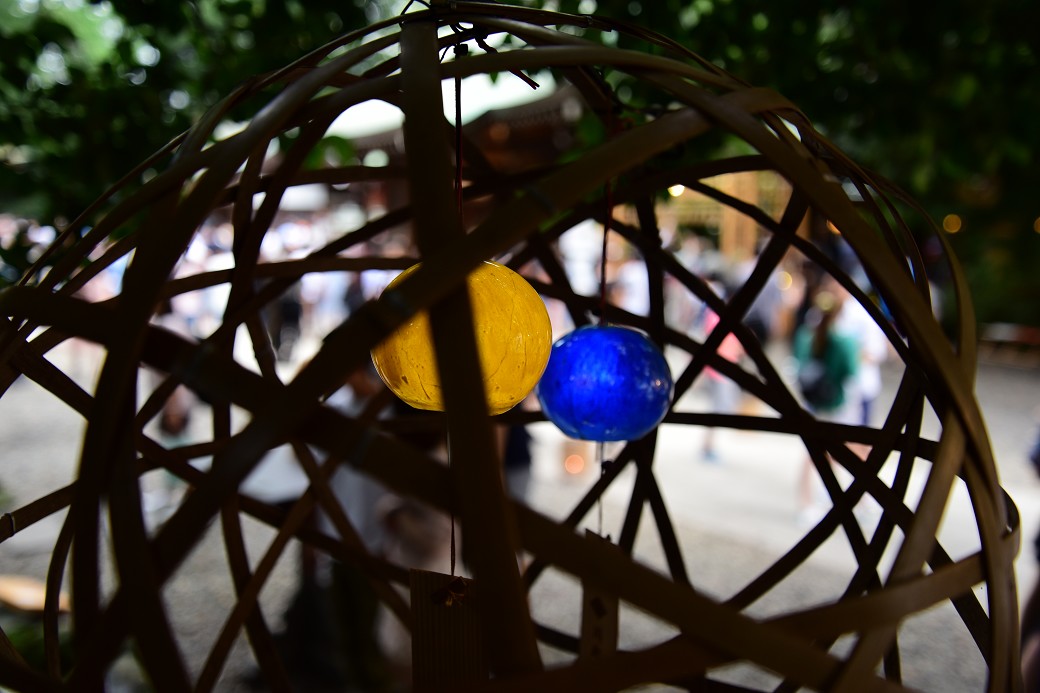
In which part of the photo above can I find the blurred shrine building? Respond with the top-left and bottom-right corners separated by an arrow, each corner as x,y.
259,81 -> 813,339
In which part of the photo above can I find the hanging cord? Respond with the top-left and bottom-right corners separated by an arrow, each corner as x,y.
447,426 -> 456,577
598,110 -> 624,325
596,111 -> 625,535
454,43 -> 468,227
446,42 -> 470,578
596,116 -> 614,536
598,179 -> 613,325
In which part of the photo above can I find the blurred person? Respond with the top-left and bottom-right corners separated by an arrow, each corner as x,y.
198,240 -> 235,339
142,301 -> 197,521
242,364 -> 402,692
731,245 -> 784,347
256,221 -> 304,361
320,365 -> 401,692
834,284 -> 891,427
700,280 -> 745,463
557,219 -> 601,298
665,234 -> 705,334
323,366 -> 395,553
271,282 -> 304,362
793,286 -> 859,523
142,383 -> 194,520
360,233 -> 411,302
300,268 -> 350,340
794,286 -> 859,420
502,422 -> 534,502
319,361 -> 453,692
613,249 -> 650,318
367,399 -> 451,690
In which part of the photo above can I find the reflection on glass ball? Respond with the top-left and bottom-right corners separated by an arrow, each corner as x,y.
371,260 -> 552,415
537,324 -> 674,441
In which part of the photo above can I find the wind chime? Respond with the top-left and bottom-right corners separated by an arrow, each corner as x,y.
368,38 -> 555,688
536,103 -> 674,443
371,34 -> 676,680
533,126 -> 675,666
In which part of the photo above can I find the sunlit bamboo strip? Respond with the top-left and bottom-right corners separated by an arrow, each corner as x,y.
398,18 -> 543,675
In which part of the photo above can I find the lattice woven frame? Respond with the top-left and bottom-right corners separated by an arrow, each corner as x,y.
0,3 -> 1021,691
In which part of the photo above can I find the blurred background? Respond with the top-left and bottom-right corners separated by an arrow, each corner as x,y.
0,1 -> 1038,690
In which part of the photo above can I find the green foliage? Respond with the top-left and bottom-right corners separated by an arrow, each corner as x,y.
1,614 -> 74,674
530,0 -> 1040,325
541,1 -> 1037,202
0,0 -> 370,228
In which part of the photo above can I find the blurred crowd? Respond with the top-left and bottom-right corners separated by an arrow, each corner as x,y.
1,206 -> 938,690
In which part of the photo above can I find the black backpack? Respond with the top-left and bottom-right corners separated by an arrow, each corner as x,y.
798,355 -> 841,410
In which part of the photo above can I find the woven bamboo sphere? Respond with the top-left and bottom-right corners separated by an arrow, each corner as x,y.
0,3 -> 1020,691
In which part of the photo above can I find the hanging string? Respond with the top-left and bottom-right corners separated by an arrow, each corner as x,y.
598,179 -> 612,325
446,426 -> 456,577
598,110 -> 624,325
455,44 -> 468,227
595,110 -> 626,538
445,42 -> 470,578
594,111 -> 620,538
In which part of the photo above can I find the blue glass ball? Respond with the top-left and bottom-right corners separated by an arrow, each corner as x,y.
536,325 -> 674,441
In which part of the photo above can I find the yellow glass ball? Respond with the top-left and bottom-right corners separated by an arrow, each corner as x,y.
371,260 -> 552,415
